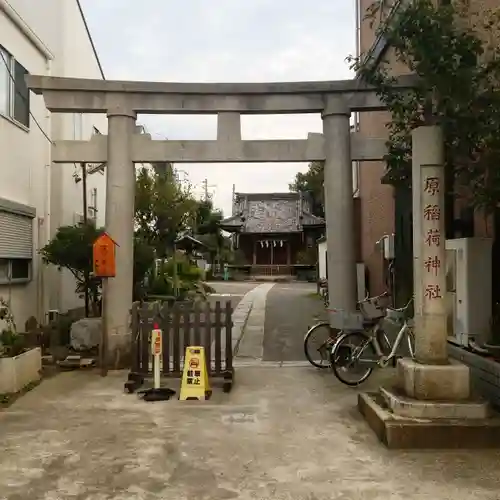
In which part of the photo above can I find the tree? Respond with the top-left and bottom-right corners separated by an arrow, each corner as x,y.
193,198 -> 232,263
289,161 -> 325,217
40,223 -> 155,312
135,163 -> 198,257
351,0 -> 500,213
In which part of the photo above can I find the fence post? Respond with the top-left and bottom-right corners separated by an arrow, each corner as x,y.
130,302 -> 139,373
160,301 -> 170,376
224,301 -> 233,371
214,301 -> 222,374
204,301 -> 212,376
172,303 -> 181,374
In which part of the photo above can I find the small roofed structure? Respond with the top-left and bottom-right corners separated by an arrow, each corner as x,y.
220,192 -> 325,277
175,234 -> 208,254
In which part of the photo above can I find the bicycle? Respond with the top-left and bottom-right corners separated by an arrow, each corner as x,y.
330,298 -> 415,386
303,291 -> 389,369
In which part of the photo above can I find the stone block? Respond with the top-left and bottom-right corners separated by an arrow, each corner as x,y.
358,391 -> 500,449
380,387 -> 490,420
70,318 -> 102,351
397,357 -> 470,401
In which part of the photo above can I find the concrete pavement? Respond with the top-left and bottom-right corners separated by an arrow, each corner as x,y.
1,368 -> 500,499
234,283 -> 274,360
2,282 -> 500,499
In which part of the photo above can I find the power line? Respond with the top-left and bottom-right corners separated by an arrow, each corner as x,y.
0,49 -> 53,144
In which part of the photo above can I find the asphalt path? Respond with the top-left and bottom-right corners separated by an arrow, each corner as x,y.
263,282 -> 327,362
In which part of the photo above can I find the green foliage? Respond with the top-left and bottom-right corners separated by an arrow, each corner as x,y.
352,0 -> 500,212
289,161 -> 325,217
296,247 -> 317,265
0,298 -> 24,357
135,163 -> 198,256
194,198 -> 231,261
40,223 -> 100,282
0,329 -> 25,357
162,252 -> 203,282
195,199 -> 223,234
150,252 -> 205,300
41,165 -> 223,306
40,223 -> 156,306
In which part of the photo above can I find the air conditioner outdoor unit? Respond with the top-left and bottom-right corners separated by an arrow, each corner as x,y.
73,212 -> 85,225
445,238 -> 492,346
47,310 -> 60,323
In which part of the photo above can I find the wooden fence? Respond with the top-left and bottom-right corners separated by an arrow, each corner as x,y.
125,300 -> 234,393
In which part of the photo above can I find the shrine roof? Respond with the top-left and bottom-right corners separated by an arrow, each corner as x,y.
220,192 -> 325,234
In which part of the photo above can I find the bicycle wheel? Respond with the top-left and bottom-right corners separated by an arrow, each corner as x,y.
304,322 -> 339,369
330,331 -> 377,386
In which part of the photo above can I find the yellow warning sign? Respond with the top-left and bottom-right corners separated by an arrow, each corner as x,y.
151,326 -> 162,356
179,346 -> 212,401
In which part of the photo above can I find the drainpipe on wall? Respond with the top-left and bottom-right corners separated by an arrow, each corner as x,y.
38,58 -> 53,323
353,0 -> 362,198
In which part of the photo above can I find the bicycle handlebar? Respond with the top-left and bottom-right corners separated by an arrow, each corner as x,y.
360,290 -> 389,304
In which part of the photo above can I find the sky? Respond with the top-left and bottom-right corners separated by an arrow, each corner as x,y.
80,0 -> 356,216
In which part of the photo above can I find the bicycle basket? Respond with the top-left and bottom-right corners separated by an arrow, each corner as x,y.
328,309 -> 364,331
359,296 -> 386,320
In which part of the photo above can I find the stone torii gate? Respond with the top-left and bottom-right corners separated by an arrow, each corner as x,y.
26,74 -> 414,364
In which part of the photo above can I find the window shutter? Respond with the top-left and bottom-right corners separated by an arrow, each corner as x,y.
0,210 -> 33,259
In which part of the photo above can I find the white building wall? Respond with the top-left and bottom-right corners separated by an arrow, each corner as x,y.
51,0 -> 107,313
0,0 -> 107,326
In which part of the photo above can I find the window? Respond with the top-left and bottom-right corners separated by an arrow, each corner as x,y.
0,208 -> 33,284
0,48 -> 9,116
11,259 -> 30,280
0,258 -> 31,284
0,45 -> 30,128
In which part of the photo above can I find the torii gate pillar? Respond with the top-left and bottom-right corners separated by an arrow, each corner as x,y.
104,107 -> 137,366
322,96 -> 357,320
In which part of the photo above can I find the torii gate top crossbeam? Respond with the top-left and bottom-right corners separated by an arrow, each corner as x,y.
26,74 -> 417,114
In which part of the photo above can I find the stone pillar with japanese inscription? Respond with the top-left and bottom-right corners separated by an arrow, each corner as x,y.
359,125 -> 492,444
412,126 -> 448,364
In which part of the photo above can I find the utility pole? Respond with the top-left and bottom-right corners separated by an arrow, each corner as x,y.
81,162 -> 90,318
202,178 -> 216,203
232,184 -> 236,215
203,178 -> 209,202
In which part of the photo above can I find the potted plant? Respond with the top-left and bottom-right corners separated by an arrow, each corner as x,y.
0,298 -> 42,394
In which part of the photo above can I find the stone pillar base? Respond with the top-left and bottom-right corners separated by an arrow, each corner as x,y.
358,358 -> 500,449
397,357 -> 470,400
